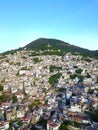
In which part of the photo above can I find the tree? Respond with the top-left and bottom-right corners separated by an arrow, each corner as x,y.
23,85 -> 27,96
75,68 -> 83,74
38,117 -> 47,128
59,123 -> 68,130
12,94 -> 18,103
85,110 -> 98,122
33,58 -> 42,63
17,120 -> 23,127
0,84 -> 3,91
86,73 -> 91,78
70,74 -> 84,81
29,99 -> 41,110
0,92 -> 6,102
16,70 -> 19,76
70,74 -> 78,79
42,87 -> 47,93
96,77 -> 98,84
50,65 -> 62,72
58,88 -> 66,92
49,73 -> 61,86
78,75 -> 84,82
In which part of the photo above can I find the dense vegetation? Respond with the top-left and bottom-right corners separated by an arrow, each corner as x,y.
49,73 -> 62,86
29,99 -> 41,110
0,84 -> 3,91
70,74 -> 84,82
50,65 -> 62,72
59,123 -> 68,130
24,38 -> 98,59
33,57 -> 42,63
12,94 -> 18,103
2,38 -> 98,59
21,66 -> 29,70
96,77 -> 98,83
75,68 -> 83,74
58,88 -> 66,92
38,117 -> 47,128
85,110 -> 98,122
0,92 -> 7,102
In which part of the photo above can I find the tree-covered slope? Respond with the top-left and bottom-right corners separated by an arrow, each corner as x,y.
2,38 -> 98,58
24,38 -> 98,58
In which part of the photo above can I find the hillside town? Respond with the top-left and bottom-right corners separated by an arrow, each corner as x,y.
0,49 -> 98,130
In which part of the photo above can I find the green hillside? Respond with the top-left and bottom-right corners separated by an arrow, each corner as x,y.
24,38 -> 98,58
2,38 -> 98,58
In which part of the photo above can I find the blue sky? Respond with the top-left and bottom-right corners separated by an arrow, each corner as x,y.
0,0 -> 98,52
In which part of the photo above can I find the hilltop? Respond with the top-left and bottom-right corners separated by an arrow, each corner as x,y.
2,38 -> 98,58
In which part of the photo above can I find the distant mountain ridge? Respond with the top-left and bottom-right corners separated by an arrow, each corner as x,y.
2,38 -> 98,58
24,38 -> 70,50
24,38 -> 98,58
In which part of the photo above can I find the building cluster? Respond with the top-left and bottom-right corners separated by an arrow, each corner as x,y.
0,50 -> 98,130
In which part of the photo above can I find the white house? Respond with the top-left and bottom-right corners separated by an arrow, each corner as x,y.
70,104 -> 82,112
17,110 -> 25,118
47,120 -> 60,130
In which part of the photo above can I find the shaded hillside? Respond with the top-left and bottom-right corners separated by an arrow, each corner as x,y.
24,38 -> 70,50
24,38 -> 97,58
2,38 -> 98,58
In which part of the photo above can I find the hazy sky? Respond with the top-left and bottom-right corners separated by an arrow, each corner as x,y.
0,0 -> 98,52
